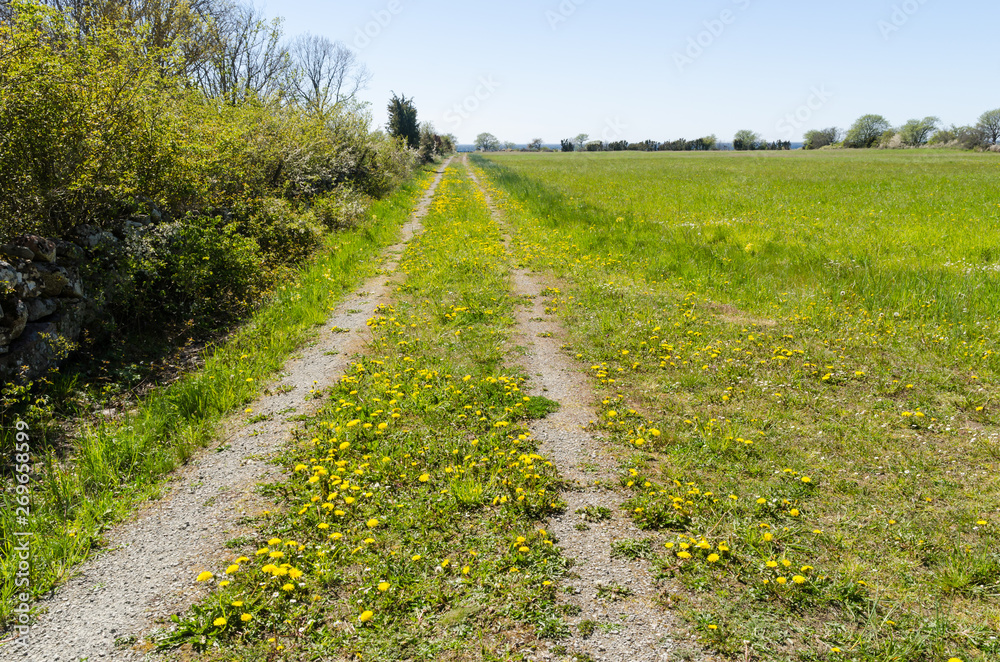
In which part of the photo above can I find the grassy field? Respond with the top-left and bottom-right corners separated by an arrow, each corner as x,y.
471,150 -> 1000,661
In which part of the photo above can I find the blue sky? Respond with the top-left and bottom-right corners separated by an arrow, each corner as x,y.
263,0 -> 1000,144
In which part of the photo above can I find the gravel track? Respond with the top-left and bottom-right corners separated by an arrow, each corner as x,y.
466,158 -> 700,662
3,159 -> 451,662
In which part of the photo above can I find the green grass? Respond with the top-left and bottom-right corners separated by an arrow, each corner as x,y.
473,150 -> 1000,662
0,166 -> 436,625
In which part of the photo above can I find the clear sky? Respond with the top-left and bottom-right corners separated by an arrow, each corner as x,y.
262,0 -> 1000,144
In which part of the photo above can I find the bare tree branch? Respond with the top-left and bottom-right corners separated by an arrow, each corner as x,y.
290,32 -> 370,113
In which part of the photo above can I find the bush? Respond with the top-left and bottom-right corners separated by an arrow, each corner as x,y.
114,216 -> 267,332
311,188 -> 369,231
0,1 -> 178,238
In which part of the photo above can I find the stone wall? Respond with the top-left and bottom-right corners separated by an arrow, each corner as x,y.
0,232 -> 103,382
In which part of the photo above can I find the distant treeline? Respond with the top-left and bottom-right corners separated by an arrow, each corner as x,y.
557,137 -> 791,152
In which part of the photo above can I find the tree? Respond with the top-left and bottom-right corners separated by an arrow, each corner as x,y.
387,92 -> 419,149
899,116 -> 940,146
290,33 -> 371,113
929,124 -> 985,150
527,138 -> 543,151
976,108 -> 1000,146
733,129 -> 761,151
560,139 -> 574,152
417,122 -> 438,164
501,141 -> 516,151
802,127 -> 841,150
474,133 -> 500,151
190,0 -> 290,104
573,133 -> 589,151
844,114 -> 892,148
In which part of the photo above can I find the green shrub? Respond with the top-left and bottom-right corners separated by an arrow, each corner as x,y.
114,216 -> 266,332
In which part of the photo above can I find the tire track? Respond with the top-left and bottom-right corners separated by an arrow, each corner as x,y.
7,158 -> 452,662
466,157 -> 694,662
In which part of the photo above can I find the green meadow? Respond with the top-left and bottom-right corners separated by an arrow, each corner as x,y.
472,150 -> 1000,661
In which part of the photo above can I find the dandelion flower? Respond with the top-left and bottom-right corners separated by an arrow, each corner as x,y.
281,583 -> 295,592
241,613 -> 252,623
378,582 -> 390,591
776,577 -> 787,585
792,575 -> 806,584
419,473 -> 430,482
226,564 -> 239,574
359,610 -> 374,623
214,617 -> 227,627
367,518 -> 380,528
196,571 -> 213,582
707,554 -> 720,563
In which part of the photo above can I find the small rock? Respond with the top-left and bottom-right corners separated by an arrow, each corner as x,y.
11,235 -> 57,262
24,298 -> 59,322
1,244 -> 34,261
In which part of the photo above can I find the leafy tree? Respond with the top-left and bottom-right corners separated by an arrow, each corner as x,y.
417,122 -> 440,164
733,129 -> 761,151
474,132 -> 500,151
929,124 -> 985,150
387,92 -> 419,149
501,141 -> 516,151
560,139 -> 574,152
899,117 -> 940,146
803,127 -> 841,150
573,133 -> 589,151
844,114 -> 892,148
976,108 -> 1000,145
527,138 -> 543,151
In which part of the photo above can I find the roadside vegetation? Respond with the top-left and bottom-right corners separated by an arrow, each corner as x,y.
0,167 -> 437,625
471,150 -> 1000,661
0,0 -> 464,627
161,162 -> 566,661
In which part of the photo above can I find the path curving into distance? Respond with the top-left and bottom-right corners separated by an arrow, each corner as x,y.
6,158 -> 452,662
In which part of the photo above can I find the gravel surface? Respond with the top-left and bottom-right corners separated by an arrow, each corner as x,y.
467,159 -> 702,662
2,159 -> 451,662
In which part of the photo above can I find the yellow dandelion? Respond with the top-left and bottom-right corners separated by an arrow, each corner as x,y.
196,571 -> 213,582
